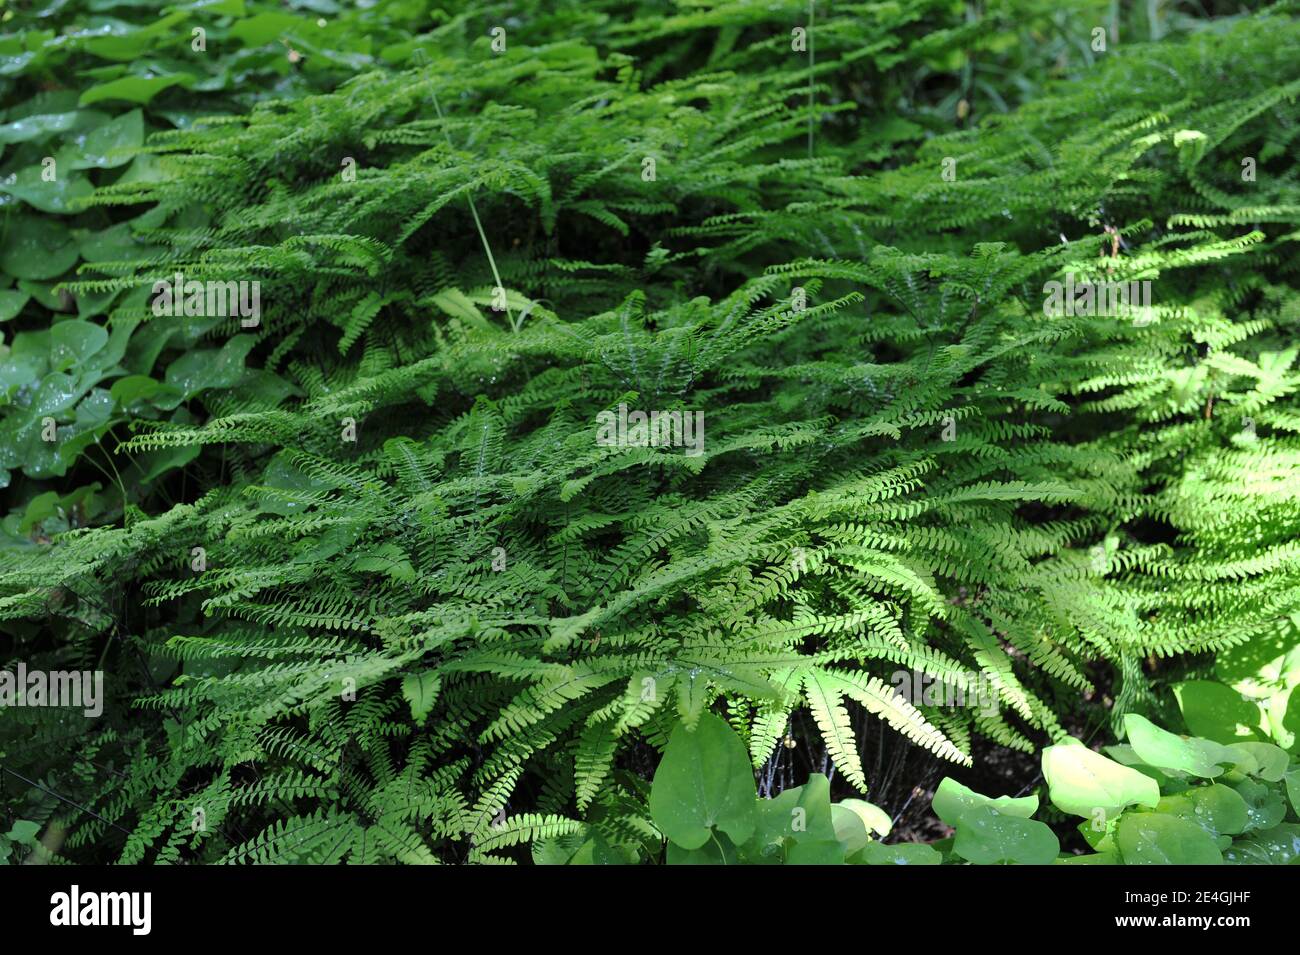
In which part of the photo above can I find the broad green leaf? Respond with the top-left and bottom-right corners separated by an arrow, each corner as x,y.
569,832 -> 633,865
1224,741 -> 1289,781
254,453 -> 338,517
6,90 -> 80,117
80,73 -> 194,107
1216,629 -> 1300,698
1078,815 -> 1117,851
74,285 -> 119,320
830,804 -> 870,854
1286,766 -> 1300,815
0,216 -> 79,279
0,164 -> 94,214
1156,784 -> 1250,839
82,12 -> 189,61
67,109 -> 144,169
190,0 -> 247,15
932,777 -> 1038,826
785,835 -> 847,865
852,841 -> 941,865
229,12 -> 317,47
130,443 -> 201,485
110,374 -> 172,408
1042,740 -> 1160,820
648,713 -> 756,850
1056,851 -> 1119,864
163,335 -> 257,402
1124,713 -> 1232,778
1223,824 -> 1300,864
835,798 -> 892,838
1267,686 -> 1300,752
666,830 -> 737,864
0,290 -> 29,322
5,820 -> 40,845
17,279 -> 64,312
745,775 -> 842,864
50,320 -> 108,372
0,112 -> 78,144
1174,681 -> 1266,743
78,221 -> 157,264
952,806 -> 1059,865
27,371 -> 82,419
20,491 -> 63,534
1102,743 -> 1177,786
1116,813 -> 1223,865
1230,778 -> 1287,832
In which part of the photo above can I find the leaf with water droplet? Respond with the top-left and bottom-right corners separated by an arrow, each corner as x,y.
1117,812 -> 1222,864
0,164 -> 94,214
1157,783 -> 1249,839
50,320 -> 108,373
648,712 -> 756,850
0,290 -> 29,322
82,12 -> 189,62
1285,766 -> 1300,816
1223,823 -> 1300,864
0,112 -> 79,145
933,777 -> 1038,825
1124,713 -> 1233,778
67,109 -> 144,170
952,805 -> 1059,865
851,841 -> 941,865
163,335 -> 256,405
1043,739 -> 1160,820
0,215 -> 79,279
1230,777 -> 1287,832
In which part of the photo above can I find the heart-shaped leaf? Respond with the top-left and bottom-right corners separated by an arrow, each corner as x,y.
1174,681 -> 1265,743
1042,740 -> 1160,821
0,216 -> 79,279
852,841 -> 941,865
1124,713 -> 1232,778
67,109 -> 144,170
952,806 -> 1059,865
648,713 -> 756,850
1116,812 -> 1223,864
933,777 -> 1038,826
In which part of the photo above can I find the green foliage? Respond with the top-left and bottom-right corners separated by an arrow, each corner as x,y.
0,818 -> 41,865
1041,738 -> 1160,820
634,711 -> 916,865
543,700 -> 1300,864
1,1 -> 1298,864
0,0 -> 463,486
648,713 -> 757,850
1188,620 -> 1300,748
939,683 -> 1300,864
